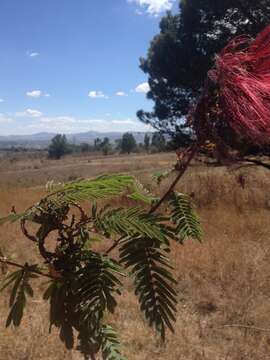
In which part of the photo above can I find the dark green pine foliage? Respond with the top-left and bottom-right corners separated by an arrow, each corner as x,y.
120,133 -> 137,154
48,134 -> 69,159
0,173 -> 202,359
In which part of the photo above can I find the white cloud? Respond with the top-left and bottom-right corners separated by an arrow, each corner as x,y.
135,9 -> 144,15
109,118 -> 152,131
27,51 -> 40,57
0,99 -> 4,103
128,0 -> 174,15
16,109 -> 43,118
111,119 -> 135,125
27,109 -> 42,118
26,90 -> 42,98
26,90 -> 50,98
116,91 -> 127,97
39,116 -> 75,125
38,117 -> 105,127
88,91 -> 108,99
25,115 -> 152,133
135,82 -> 150,93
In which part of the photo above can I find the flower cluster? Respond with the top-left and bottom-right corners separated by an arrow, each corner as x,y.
192,25 -> 270,147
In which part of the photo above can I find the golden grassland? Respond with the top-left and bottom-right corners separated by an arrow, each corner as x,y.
1,151 -> 270,359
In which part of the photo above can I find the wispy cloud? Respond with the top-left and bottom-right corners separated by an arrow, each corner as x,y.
26,90 -> 42,98
111,119 -> 134,125
1,108 -> 153,135
116,91 -> 127,97
26,50 -> 40,57
0,99 -> 4,103
88,91 -> 108,99
128,0 -> 174,16
27,51 -> 40,57
135,9 -> 144,15
26,90 -> 50,98
25,115 -> 152,133
16,109 -> 43,118
135,82 -> 150,93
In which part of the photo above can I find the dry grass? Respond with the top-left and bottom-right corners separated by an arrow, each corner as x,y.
0,152 -> 270,359
0,152 -> 173,187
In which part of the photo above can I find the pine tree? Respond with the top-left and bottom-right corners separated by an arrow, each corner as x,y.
151,132 -> 166,152
144,133 -> 150,152
120,133 -> 137,154
48,134 -> 69,160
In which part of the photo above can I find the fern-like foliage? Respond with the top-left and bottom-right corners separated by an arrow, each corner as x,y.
152,169 -> 173,185
0,264 -> 39,327
0,174 -> 136,226
0,173 -> 203,359
128,179 -> 159,205
169,192 -> 202,242
120,237 -> 177,340
44,280 -> 76,349
74,252 -> 123,329
43,250 -> 124,357
92,205 -> 170,243
101,325 -> 127,360
0,212 -> 33,226
53,174 -> 135,205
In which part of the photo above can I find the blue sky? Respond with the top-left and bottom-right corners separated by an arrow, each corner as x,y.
0,0 -> 177,135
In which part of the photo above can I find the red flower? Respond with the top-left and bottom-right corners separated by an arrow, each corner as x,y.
194,25 -> 270,146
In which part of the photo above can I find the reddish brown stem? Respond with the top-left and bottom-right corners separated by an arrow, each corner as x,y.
243,158 -> 270,171
105,144 -> 198,255
105,235 -> 125,255
21,219 -> 37,243
0,257 -> 53,279
0,257 -> 54,279
149,144 -> 198,214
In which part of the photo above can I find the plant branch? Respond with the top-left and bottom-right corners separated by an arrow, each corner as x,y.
104,235 -> 125,256
149,144 -> 198,214
0,257 -> 53,279
90,353 -> 96,360
219,324 -> 270,333
105,143 -> 198,255
21,219 -> 37,243
243,158 -> 270,171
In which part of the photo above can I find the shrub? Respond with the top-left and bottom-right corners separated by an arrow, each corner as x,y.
0,171 -> 201,359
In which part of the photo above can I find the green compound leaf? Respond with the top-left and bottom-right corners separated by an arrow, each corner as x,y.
120,237 -> 177,341
101,325 -> 127,360
169,192 -> 202,242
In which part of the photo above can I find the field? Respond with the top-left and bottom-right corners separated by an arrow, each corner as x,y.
1,151 -> 270,359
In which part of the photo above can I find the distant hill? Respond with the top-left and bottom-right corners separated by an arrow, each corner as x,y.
0,131 -> 152,149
